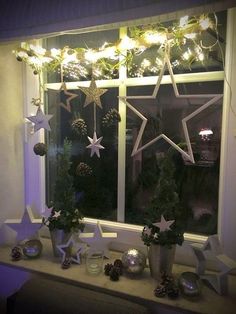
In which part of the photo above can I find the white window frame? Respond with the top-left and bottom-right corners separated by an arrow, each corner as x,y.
23,8 -> 236,263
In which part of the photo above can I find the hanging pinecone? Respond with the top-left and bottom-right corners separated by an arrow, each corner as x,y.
61,257 -> 71,269
104,263 -> 113,276
76,162 -> 92,177
102,109 -> 121,128
33,143 -> 47,156
11,246 -> 22,261
71,118 -> 87,136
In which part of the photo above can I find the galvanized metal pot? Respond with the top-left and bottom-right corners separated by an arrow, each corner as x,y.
148,244 -> 176,280
50,229 -> 71,257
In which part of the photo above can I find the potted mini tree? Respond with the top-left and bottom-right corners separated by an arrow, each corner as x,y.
43,138 -> 84,256
141,150 -> 187,279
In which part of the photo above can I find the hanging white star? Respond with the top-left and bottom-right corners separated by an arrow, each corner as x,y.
119,55 -> 223,163
153,215 -> 175,232
78,78 -> 108,109
79,221 -> 117,258
5,206 -> 42,243
57,235 -> 87,264
26,107 -> 53,133
59,82 -> 78,112
86,131 -> 105,158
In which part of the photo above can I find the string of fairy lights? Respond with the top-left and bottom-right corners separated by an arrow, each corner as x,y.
13,14 -> 220,81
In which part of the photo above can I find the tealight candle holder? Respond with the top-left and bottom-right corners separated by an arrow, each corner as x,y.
86,249 -> 104,275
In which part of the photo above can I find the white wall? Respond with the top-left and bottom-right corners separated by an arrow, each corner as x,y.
0,42 -> 24,244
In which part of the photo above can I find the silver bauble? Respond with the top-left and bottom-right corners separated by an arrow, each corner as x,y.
121,248 -> 146,275
22,239 -> 43,258
178,272 -> 201,297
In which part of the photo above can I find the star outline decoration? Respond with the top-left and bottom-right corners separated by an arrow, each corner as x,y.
86,131 -> 105,158
78,77 -> 108,109
59,82 -> 78,112
119,55 -> 223,163
79,221 -> 117,258
56,234 -> 87,264
5,206 -> 42,243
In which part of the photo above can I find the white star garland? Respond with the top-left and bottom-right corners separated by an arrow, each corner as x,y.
86,131 -> 105,158
5,206 -> 42,243
119,55 -> 223,163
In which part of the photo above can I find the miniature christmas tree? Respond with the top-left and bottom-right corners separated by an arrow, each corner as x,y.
43,138 -> 84,233
141,150 -> 186,247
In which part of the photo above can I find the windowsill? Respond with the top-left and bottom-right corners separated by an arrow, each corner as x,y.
0,238 -> 236,314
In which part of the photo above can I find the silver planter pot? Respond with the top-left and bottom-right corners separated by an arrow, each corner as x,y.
148,244 -> 176,280
50,229 -> 71,257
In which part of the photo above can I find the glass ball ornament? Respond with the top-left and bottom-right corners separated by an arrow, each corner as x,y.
121,248 -> 146,275
22,239 -> 43,258
178,272 -> 201,297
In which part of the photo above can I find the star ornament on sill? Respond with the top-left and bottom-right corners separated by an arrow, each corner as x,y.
119,55 -> 223,163
57,235 -> 87,264
26,107 -> 53,133
86,131 -> 105,158
59,82 -> 78,112
153,215 -> 175,232
78,78 -> 108,109
79,221 -> 117,258
5,206 -> 42,243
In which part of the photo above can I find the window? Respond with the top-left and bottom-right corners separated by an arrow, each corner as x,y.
42,11 -> 226,237
21,8 -> 236,260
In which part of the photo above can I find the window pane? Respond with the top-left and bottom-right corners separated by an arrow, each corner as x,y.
125,81 -> 223,235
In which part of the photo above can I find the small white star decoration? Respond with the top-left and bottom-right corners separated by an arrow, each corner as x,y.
26,107 -> 53,133
56,235 -> 87,264
191,235 -> 236,295
79,221 -> 117,258
79,78 -> 108,109
86,131 -> 105,158
153,215 -> 175,232
5,206 -> 42,243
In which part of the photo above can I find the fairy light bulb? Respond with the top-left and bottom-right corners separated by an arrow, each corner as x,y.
50,48 -> 61,58
118,36 -> 136,50
199,15 -> 211,30
184,33 -> 197,39
182,48 -> 192,60
179,15 -> 189,27
144,31 -> 166,44
84,49 -> 99,63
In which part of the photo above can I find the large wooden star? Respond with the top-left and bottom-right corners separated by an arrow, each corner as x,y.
59,82 -> 78,112
119,55 -> 222,163
79,222 -> 117,258
5,206 -> 42,243
86,131 -> 105,158
78,78 -> 108,109
26,107 -> 53,133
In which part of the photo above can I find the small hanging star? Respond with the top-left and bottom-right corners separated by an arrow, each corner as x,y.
86,131 -> 105,158
59,82 -> 78,112
79,78 -> 108,109
153,215 -> 175,232
26,107 -> 53,133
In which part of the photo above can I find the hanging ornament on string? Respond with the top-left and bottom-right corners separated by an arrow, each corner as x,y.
79,76 -> 108,158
